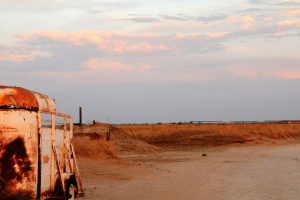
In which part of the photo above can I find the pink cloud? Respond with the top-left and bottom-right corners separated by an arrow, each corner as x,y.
229,67 -> 300,80
278,19 -> 300,27
84,58 -> 135,72
228,67 -> 259,79
207,32 -> 229,39
83,58 -> 158,73
287,10 -> 300,16
25,58 -> 158,84
148,20 -> 204,33
227,15 -> 255,30
18,31 -> 173,54
276,72 -> 300,80
0,45 -> 52,63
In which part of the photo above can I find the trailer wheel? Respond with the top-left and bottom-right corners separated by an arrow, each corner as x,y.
66,175 -> 78,200
67,184 -> 76,200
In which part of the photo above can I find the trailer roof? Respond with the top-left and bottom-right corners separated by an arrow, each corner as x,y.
0,85 -> 56,113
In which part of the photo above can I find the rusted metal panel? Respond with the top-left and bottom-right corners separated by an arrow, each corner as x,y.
0,86 -> 38,110
0,110 -> 38,199
0,85 -> 56,113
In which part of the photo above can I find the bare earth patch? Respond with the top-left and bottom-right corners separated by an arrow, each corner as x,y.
79,144 -> 300,200
74,123 -> 300,200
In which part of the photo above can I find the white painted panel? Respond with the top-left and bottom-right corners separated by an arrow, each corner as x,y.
56,129 -> 65,172
40,127 -> 52,198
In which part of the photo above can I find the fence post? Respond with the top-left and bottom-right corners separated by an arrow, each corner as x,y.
106,128 -> 111,141
79,107 -> 82,126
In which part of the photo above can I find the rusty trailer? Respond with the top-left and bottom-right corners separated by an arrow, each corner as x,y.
0,86 -> 84,199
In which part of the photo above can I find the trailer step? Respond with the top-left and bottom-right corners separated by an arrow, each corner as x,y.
45,197 -> 64,200
78,191 -> 85,197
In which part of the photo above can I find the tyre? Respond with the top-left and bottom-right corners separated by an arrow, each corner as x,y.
65,175 -> 78,200
67,184 -> 76,200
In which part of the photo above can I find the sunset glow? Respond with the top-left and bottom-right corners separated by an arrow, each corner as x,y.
1,0 -> 300,123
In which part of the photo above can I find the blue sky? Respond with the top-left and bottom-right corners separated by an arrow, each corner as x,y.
1,0 -> 300,123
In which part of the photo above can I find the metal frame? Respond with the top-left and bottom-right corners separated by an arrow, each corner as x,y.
39,111 -> 84,199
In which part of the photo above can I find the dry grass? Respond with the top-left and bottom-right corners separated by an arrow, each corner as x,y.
73,123 -> 159,157
116,123 -> 300,146
72,136 -> 118,159
72,123 -> 300,158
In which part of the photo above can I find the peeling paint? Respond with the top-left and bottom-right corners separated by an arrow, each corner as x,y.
42,155 -> 50,164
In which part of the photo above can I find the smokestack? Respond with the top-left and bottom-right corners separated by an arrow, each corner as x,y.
79,107 -> 82,126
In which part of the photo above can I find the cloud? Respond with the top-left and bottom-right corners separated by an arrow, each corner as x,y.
274,1 -> 300,7
0,30 -> 234,85
245,15 -> 255,23
117,13 -> 227,24
166,33 -> 226,53
278,19 -> 300,27
118,15 -> 160,23
18,30 -> 231,59
2,27 -> 299,87
23,57 -> 160,85
197,14 -> 227,22
286,10 -> 300,16
0,0 -> 68,13
0,44 -> 52,63
19,31 -> 173,54
228,67 -> 260,79
229,66 -> 300,80
277,71 -> 300,79
83,58 -> 158,75
207,32 -> 230,39
227,15 -> 255,30
248,0 -> 266,4
83,58 -> 135,72
161,15 -> 191,21
0,1 -> 137,14
118,13 -> 195,24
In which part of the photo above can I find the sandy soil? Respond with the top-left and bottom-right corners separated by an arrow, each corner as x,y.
78,143 -> 300,200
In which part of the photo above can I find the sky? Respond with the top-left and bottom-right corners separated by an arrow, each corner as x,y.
1,0 -> 300,123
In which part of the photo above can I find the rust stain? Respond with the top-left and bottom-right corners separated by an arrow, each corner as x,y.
43,155 -> 50,164
41,189 -> 53,197
0,189 -> 34,200
0,137 -> 32,183
0,137 -> 34,199
0,86 -> 38,110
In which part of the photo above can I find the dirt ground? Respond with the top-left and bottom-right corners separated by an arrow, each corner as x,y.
78,143 -> 300,200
